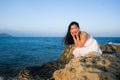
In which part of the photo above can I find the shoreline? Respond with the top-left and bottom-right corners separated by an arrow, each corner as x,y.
0,44 -> 120,80
18,44 -> 120,80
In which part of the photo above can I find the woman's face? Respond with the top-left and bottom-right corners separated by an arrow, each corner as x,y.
70,24 -> 80,35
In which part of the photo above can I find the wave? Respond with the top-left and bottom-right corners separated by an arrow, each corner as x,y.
0,76 -> 18,80
0,77 -> 3,80
108,42 -> 120,45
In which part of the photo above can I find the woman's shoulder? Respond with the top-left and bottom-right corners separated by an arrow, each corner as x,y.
81,31 -> 87,35
80,31 -> 87,38
81,31 -> 91,38
81,31 -> 91,36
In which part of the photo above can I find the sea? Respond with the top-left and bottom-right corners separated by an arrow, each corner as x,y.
0,37 -> 120,80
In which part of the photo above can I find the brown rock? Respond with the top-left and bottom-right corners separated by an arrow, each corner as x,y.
18,44 -> 120,80
18,61 -> 65,80
59,45 -> 74,63
100,44 -> 120,53
59,44 -> 120,64
53,52 -> 120,80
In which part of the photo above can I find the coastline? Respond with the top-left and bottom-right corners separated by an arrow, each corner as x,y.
0,37 -> 120,80
0,43 -> 120,80
18,44 -> 120,80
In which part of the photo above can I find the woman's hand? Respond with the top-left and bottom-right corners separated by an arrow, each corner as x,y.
75,30 -> 80,36
70,32 -> 74,37
71,32 -> 79,47
71,30 -> 85,48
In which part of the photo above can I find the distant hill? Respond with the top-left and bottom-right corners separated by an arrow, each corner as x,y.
0,33 -> 12,37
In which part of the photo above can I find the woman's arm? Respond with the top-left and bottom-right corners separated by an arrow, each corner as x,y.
77,32 -> 87,48
71,33 -> 78,47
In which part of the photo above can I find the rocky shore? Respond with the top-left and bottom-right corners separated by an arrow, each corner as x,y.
18,44 -> 120,80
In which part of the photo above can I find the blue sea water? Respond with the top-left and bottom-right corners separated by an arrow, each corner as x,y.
0,37 -> 120,80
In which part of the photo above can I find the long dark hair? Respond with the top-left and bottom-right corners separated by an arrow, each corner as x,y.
63,21 -> 80,45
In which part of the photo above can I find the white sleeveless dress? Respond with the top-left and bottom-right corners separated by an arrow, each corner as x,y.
73,37 -> 102,57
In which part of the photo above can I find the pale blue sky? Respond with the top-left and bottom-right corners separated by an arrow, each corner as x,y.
0,0 -> 120,37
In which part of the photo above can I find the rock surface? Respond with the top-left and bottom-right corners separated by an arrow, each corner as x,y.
59,45 -> 74,63
100,44 -> 120,53
59,44 -> 120,63
18,61 -> 65,80
53,52 -> 120,80
18,44 -> 120,80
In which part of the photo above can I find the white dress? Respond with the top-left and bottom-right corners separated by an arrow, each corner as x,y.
73,37 -> 102,57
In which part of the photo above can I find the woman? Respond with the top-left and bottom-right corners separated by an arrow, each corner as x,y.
64,21 -> 102,57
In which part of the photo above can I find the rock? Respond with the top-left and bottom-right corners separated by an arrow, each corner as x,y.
18,44 -> 120,80
53,52 -> 120,80
0,33 -> 12,37
18,61 -> 65,80
100,44 -> 120,53
58,45 -> 74,64
59,44 -> 120,63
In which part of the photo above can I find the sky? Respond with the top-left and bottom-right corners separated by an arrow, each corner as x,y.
0,0 -> 120,37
